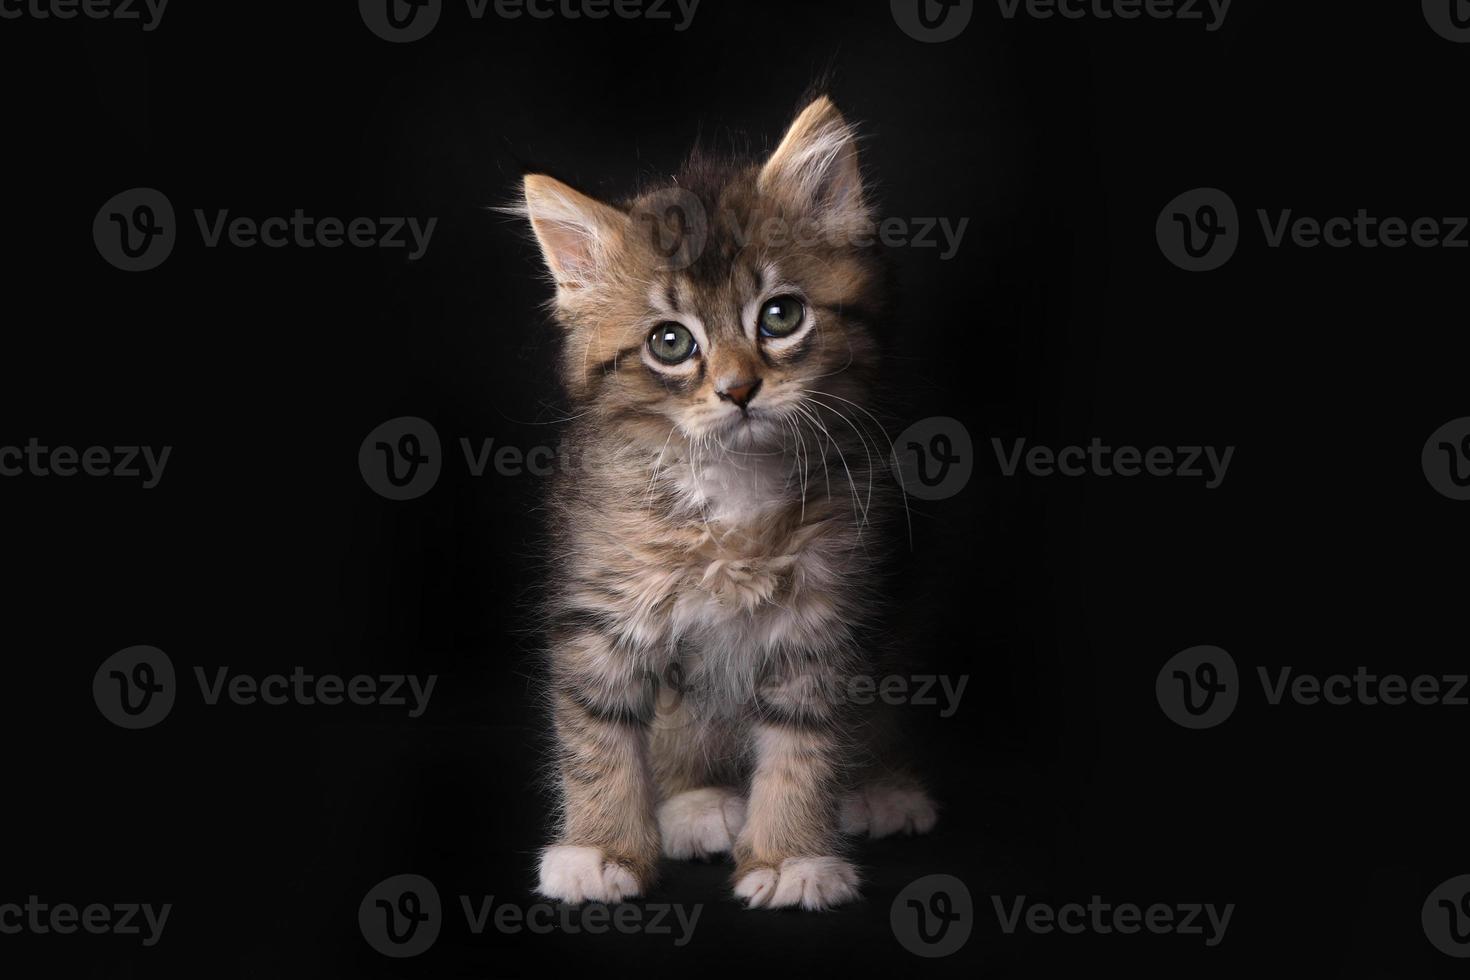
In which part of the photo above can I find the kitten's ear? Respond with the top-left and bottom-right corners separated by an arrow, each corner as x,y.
520,174 -> 629,288
758,96 -> 869,231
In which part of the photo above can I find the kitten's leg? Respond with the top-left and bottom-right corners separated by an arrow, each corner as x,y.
839,701 -> 939,838
537,633 -> 660,905
649,689 -> 747,860
839,776 -> 939,839
732,671 -> 859,910
657,786 -> 748,860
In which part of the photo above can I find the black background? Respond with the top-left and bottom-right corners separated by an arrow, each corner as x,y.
2,0 -> 1466,976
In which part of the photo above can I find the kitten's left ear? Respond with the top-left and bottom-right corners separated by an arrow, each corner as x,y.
758,96 -> 870,232
520,173 -> 630,289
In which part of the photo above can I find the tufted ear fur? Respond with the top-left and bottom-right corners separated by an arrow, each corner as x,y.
520,173 -> 631,289
757,96 -> 870,238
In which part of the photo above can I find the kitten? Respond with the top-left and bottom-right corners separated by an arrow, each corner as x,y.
519,96 -> 936,911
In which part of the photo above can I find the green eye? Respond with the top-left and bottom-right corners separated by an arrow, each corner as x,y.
758,296 -> 806,338
648,322 -> 697,364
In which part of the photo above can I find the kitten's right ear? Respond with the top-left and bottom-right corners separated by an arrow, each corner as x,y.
758,96 -> 869,234
520,174 -> 629,288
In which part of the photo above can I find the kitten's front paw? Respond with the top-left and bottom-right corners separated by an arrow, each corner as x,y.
840,784 -> 938,839
537,845 -> 643,904
734,856 -> 860,910
659,788 -> 747,860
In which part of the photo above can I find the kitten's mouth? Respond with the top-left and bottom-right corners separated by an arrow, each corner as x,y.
709,406 -> 782,445
720,408 -> 757,431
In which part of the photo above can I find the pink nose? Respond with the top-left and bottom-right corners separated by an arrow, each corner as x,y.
720,379 -> 762,408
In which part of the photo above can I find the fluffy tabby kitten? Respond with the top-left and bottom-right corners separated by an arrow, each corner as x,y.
519,96 -> 936,911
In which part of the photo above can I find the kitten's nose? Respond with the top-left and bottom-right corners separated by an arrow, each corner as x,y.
718,378 -> 762,408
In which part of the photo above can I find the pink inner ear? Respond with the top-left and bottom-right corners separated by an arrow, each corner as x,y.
534,216 -> 599,282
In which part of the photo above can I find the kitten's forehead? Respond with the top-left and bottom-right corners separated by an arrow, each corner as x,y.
657,262 -> 767,313
629,157 -> 767,283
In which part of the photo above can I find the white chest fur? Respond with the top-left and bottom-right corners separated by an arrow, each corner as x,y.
661,451 -> 849,658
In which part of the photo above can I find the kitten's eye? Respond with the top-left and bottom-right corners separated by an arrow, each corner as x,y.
648,322 -> 698,364
758,296 -> 806,338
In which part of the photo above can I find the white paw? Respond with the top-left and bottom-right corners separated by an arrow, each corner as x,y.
840,785 -> 938,839
658,788 -> 747,860
536,845 -> 642,904
734,856 -> 860,910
